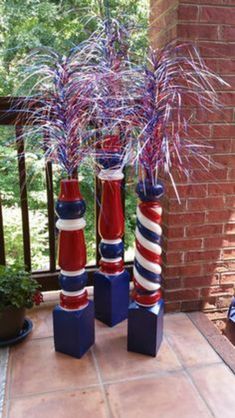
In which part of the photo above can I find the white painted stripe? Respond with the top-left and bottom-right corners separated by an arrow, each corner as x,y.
61,269 -> 85,276
101,238 -> 122,245
137,301 -> 159,307
98,169 -> 124,181
61,289 -> 86,297
99,269 -> 124,276
137,207 -> 162,236
101,257 -> 122,263
135,249 -> 162,275
150,205 -> 163,216
135,228 -> 162,255
133,266 -> 161,291
56,218 -> 86,231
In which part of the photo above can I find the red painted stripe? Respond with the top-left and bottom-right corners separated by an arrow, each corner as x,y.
139,202 -> 162,224
59,179 -> 82,201
60,290 -> 88,310
58,230 -> 86,271
132,289 -> 162,306
100,259 -> 124,274
136,239 -> 162,264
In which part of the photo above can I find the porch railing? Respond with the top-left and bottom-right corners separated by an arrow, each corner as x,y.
0,97 -> 132,291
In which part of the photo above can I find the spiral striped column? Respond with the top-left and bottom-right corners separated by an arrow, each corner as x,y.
94,168 -> 130,326
128,180 -> 164,357
53,179 -> 94,359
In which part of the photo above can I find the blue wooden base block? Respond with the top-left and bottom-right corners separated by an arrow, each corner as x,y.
94,270 -> 130,327
127,299 -> 164,357
53,301 -> 95,358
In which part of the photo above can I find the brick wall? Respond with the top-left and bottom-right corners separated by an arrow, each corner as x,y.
150,0 -> 235,313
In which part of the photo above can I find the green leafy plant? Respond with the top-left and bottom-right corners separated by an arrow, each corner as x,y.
0,264 -> 43,310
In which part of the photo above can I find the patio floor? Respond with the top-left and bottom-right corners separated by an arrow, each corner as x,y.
2,302 -> 235,418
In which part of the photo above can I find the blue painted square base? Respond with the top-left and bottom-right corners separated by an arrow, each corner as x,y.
53,300 -> 95,358
94,270 -> 130,327
127,299 -> 164,357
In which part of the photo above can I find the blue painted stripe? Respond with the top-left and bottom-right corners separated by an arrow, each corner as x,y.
56,199 -> 86,219
137,220 -> 161,244
99,241 -> 124,259
59,272 -> 87,292
134,259 -> 162,284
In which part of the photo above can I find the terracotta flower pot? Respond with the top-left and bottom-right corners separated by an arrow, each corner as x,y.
0,306 -> 25,340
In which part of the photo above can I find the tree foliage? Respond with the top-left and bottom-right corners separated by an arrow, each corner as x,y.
0,0 -> 149,95
0,0 -> 148,269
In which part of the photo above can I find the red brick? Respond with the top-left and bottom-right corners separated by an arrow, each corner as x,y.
221,26 -> 235,42
216,295 -> 232,309
224,223 -> 235,234
163,277 -> 182,290
195,108 -> 234,124
164,302 -> 181,313
168,200 -> 188,213
179,4 -> 199,21
217,59 -> 235,75
186,224 -> 223,237
206,210 -> 231,223
213,154 -> 235,168
204,235 -> 235,248
199,42 -> 235,58
168,184 -> 208,199
212,124 -> 235,138
190,168 -> 227,183
167,212 -> 205,226
228,169 -> 235,180
185,250 -> 220,262
166,238 -> 202,251
166,288 -> 200,301
218,92 -> 235,106
183,275 -> 218,288
206,139 -> 232,154
208,183 -> 235,195
150,0 -> 178,20
178,23 -> 219,40
223,248 -> 235,259
165,264 -> 202,278
187,197 -> 224,211
226,196 -> 235,208
162,226 -> 185,239
201,285 -> 233,297
200,6 -> 235,25
163,251 -> 184,264
187,124 -> 212,139
181,300 -> 203,311
221,273 -> 235,284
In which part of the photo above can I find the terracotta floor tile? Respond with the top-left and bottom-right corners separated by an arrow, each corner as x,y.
165,313 -> 221,367
189,363 -> 235,418
7,388 -> 108,418
93,324 -> 181,382
106,371 -> 212,418
9,338 -> 99,398
27,304 -> 54,340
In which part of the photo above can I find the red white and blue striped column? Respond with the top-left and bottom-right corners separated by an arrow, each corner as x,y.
53,179 -> 94,358
94,136 -> 130,326
128,180 -> 164,356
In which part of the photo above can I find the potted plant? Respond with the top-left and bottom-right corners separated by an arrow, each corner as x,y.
0,264 -> 43,341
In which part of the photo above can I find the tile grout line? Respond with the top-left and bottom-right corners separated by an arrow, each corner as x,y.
91,348 -> 114,418
0,348 -> 9,418
7,383 -> 102,401
164,332 -> 216,418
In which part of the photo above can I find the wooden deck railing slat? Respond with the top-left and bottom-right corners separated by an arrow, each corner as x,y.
45,160 -> 56,272
0,195 -> 6,265
15,124 -> 31,271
